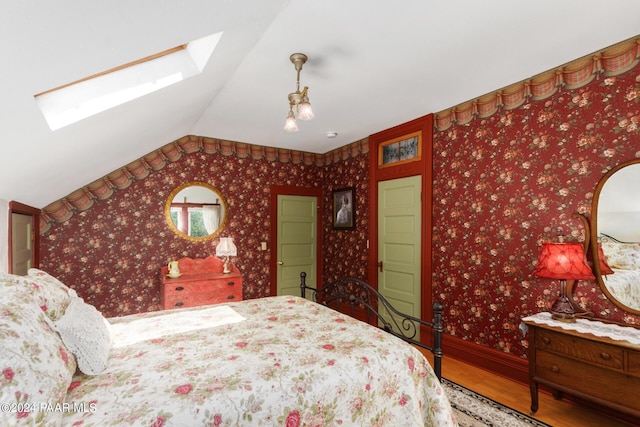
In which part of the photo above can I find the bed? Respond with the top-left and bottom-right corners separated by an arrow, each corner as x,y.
298,272 -> 444,382
0,269 -> 456,426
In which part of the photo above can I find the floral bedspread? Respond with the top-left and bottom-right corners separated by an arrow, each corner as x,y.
62,296 -> 457,426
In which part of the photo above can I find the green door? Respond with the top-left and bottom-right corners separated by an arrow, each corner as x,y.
276,195 -> 318,296
378,175 -> 422,325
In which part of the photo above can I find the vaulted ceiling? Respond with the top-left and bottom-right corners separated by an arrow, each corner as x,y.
2,0 -> 639,208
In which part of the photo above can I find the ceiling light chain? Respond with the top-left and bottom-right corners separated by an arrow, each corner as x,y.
284,53 -> 314,132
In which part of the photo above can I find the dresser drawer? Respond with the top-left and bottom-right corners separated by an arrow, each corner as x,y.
535,328 -> 623,370
628,350 -> 640,377
165,278 -> 240,294
164,288 -> 241,308
536,350 -> 640,411
161,270 -> 243,309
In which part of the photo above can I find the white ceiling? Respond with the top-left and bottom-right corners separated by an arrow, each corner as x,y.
2,0 -> 639,208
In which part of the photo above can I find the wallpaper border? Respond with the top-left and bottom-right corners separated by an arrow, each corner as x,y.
435,36 -> 640,131
39,136 -> 369,233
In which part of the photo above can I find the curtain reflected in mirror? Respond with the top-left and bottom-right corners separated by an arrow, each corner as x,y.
165,181 -> 227,242
592,159 -> 640,315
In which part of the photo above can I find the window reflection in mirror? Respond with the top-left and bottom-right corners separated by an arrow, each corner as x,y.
165,181 -> 227,242
598,164 -> 640,241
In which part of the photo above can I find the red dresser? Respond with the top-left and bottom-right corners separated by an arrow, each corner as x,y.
160,256 -> 242,309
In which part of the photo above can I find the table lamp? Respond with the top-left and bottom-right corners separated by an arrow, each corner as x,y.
533,242 -> 595,322
216,237 -> 237,274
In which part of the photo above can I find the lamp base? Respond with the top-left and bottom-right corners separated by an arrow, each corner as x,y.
566,280 -> 594,318
569,300 -> 594,319
549,280 -> 577,323
550,295 -> 577,323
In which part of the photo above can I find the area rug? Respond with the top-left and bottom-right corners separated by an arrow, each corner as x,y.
442,378 -> 552,427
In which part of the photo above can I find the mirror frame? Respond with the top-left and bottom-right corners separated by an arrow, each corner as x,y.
590,158 -> 640,315
164,181 -> 228,242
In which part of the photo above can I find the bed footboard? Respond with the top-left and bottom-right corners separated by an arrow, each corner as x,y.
299,272 -> 444,380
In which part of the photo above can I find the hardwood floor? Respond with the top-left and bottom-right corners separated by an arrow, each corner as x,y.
419,351 -> 631,426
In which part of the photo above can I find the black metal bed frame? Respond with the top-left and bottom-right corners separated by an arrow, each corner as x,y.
599,233 -> 629,243
299,272 -> 444,381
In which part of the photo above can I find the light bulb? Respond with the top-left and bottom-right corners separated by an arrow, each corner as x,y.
283,110 -> 298,132
298,96 -> 314,121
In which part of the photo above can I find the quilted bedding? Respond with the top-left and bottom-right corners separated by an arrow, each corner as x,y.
62,296 -> 456,426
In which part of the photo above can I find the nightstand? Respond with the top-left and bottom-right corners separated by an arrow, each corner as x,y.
160,256 -> 242,309
523,313 -> 640,419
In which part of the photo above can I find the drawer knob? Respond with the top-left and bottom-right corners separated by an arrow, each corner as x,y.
227,295 -> 235,300
600,352 -> 611,360
175,286 -> 184,291
227,281 -> 235,286
551,365 -> 560,373
542,337 -> 551,345
175,302 -> 184,307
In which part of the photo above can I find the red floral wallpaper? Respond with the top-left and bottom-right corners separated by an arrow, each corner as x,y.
39,47 -> 640,362
322,154 -> 370,281
432,63 -> 640,357
40,140 -> 371,319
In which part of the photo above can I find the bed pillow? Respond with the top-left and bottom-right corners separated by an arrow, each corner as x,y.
48,290 -> 111,375
24,268 -> 72,321
0,273 -> 77,427
601,242 -> 640,270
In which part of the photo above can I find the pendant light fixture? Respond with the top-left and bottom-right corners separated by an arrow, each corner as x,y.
284,53 -> 314,132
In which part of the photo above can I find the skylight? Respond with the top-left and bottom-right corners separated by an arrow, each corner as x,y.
35,32 -> 223,131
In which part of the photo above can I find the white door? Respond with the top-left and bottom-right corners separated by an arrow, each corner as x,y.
377,176 -> 422,322
276,195 -> 318,296
11,213 -> 34,275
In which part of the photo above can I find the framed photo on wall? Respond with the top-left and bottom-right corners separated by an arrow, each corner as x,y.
332,187 -> 355,229
378,130 -> 422,168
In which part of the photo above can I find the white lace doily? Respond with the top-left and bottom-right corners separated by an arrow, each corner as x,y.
522,312 -> 640,346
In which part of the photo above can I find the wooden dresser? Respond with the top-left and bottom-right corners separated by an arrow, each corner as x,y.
523,313 -> 640,420
160,256 -> 242,309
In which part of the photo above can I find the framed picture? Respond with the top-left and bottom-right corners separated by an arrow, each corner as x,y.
378,130 -> 422,168
332,187 -> 355,229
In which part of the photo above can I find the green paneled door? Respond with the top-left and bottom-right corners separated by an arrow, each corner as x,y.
277,195 -> 317,297
378,175 -> 422,334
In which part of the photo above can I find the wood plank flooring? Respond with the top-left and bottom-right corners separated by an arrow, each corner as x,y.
419,351 -> 631,427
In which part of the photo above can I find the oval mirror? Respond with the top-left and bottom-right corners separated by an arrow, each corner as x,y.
164,181 -> 228,242
591,158 -> 640,315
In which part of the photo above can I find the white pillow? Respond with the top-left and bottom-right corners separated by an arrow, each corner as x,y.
25,268 -> 72,320
48,290 -> 112,375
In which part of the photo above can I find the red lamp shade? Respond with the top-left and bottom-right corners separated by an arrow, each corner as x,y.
597,243 -> 614,276
533,242 -> 595,280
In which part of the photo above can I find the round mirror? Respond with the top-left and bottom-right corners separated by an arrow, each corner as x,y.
164,181 -> 228,242
591,158 -> 640,315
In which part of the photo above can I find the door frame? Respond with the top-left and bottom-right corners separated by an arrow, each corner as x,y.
269,185 -> 323,297
368,114 -> 433,321
9,201 -> 40,273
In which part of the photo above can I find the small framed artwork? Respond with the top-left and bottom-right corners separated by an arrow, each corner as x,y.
332,187 -> 355,229
378,130 -> 422,168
